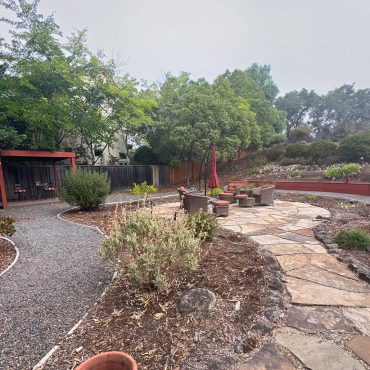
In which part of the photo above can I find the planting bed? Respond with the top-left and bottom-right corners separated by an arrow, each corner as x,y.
0,237 -> 16,274
45,229 -> 274,369
277,192 -> 370,272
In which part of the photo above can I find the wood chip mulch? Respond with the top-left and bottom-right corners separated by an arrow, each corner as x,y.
0,237 -> 16,274
45,229 -> 273,370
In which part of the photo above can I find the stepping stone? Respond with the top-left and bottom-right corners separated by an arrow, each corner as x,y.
237,343 -> 296,370
287,265 -> 370,293
285,277 -> 370,307
264,244 -> 325,256
240,224 -> 268,233
309,254 -> 359,280
279,232 -> 319,244
223,225 -> 242,233
342,308 -> 370,335
345,336 -> 370,365
294,228 -> 315,237
285,306 -> 357,333
303,243 -> 328,253
276,254 -> 310,271
251,234 -> 298,245
275,328 -> 365,370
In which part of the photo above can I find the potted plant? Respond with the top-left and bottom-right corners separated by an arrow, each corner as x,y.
76,351 -> 137,370
240,183 -> 256,197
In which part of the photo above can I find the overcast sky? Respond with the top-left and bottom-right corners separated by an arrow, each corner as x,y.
2,0 -> 370,95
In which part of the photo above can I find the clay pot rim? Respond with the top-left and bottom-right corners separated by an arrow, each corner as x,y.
76,351 -> 138,370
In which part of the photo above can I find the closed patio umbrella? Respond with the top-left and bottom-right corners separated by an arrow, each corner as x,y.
208,145 -> 219,188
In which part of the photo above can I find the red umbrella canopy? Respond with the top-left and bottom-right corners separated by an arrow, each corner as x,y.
208,145 -> 220,188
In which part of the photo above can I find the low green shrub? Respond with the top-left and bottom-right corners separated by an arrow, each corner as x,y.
339,132 -> 370,162
208,187 -> 222,197
249,155 -> 268,168
279,157 -> 310,166
101,210 -> 202,290
325,163 -> 361,181
285,143 -> 308,158
186,210 -> 218,241
131,181 -> 158,202
60,169 -> 110,211
241,183 -> 256,190
0,216 -> 16,236
335,229 -> 370,250
342,163 -> 361,178
308,141 -> 337,162
288,169 -> 302,179
263,146 -> 285,162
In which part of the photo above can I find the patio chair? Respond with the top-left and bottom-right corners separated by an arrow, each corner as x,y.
43,182 -> 55,198
252,186 -> 275,206
183,193 -> 209,215
177,186 -> 189,209
14,184 -> 26,201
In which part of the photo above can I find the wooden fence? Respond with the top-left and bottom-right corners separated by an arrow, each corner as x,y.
3,164 -> 170,201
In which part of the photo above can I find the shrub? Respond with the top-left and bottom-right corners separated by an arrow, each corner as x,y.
186,210 -> 218,241
289,126 -> 312,143
335,229 -> 370,250
250,155 -> 268,167
339,132 -> 370,162
288,169 -> 302,179
60,169 -> 110,211
325,167 -> 342,180
263,146 -> 285,162
308,141 -> 337,162
0,216 -> 15,236
285,143 -> 308,158
101,210 -> 202,290
131,181 -> 158,202
208,187 -> 222,197
342,163 -> 361,178
325,163 -> 361,181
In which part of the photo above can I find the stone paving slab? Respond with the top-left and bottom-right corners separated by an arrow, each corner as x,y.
250,234 -> 300,245
286,277 -> 370,307
238,343 -> 296,370
342,308 -> 370,335
345,336 -> 370,365
284,306 -> 357,333
275,328 -> 365,370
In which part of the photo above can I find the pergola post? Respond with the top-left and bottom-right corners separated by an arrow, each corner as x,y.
71,157 -> 77,174
0,156 -> 8,209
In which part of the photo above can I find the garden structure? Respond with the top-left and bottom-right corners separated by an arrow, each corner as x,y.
0,150 -> 77,209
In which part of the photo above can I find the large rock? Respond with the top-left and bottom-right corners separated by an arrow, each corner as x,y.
178,288 -> 216,314
275,328 -> 365,370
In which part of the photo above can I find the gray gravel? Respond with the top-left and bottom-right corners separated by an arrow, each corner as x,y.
0,203 -> 114,370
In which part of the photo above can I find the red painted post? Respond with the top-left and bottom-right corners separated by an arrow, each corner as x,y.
71,157 -> 77,174
0,156 -> 8,209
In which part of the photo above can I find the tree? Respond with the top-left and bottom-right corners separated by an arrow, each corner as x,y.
275,89 -> 318,139
289,126 -> 312,143
147,73 -> 258,184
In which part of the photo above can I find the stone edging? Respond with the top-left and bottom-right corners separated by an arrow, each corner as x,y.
0,236 -> 20,277
314,220 -> 370,284
33,194 -> 177,369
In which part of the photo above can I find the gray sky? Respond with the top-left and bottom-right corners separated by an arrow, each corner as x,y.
2,0 -> 370,95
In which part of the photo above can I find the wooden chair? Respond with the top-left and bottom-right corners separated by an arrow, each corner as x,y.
183,193 -> 209,215
14,184 -> 26,201
43,182 -> 55,198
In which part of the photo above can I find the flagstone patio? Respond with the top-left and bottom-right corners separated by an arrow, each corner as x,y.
154,200 -> 370,369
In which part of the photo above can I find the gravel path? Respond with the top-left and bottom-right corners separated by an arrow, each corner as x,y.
276,189 -> 370,204
0,203 -> 114,370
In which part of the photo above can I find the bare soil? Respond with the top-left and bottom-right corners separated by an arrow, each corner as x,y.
45,229 -> 273,370
277,192 -> 370,271
0,237 -> 16,274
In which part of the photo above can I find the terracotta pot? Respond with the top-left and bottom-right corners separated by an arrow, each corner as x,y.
76,351 -> 138,370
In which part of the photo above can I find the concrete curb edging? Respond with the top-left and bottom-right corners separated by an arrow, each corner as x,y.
0,236 -> 19,277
